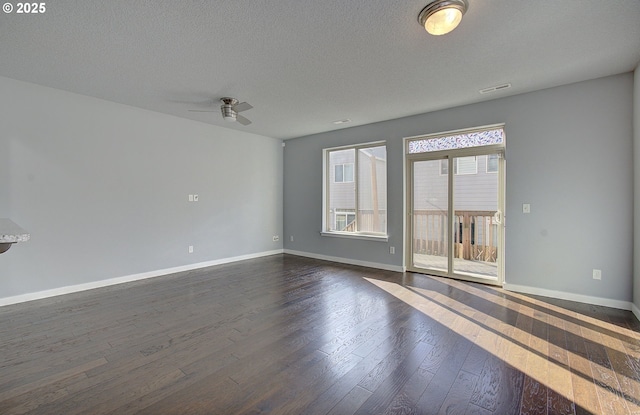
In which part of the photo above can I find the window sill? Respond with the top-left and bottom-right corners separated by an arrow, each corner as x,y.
320,231 -> 389,242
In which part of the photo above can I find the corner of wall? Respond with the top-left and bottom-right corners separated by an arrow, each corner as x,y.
634,65 -> 640,319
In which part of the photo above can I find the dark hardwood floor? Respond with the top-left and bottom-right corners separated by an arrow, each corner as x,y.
1,254 -> 639,414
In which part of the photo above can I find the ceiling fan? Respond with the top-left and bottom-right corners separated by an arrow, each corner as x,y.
188,97 -> 253,125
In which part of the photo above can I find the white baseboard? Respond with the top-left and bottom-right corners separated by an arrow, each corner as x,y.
0,249 -> 284,307
632,302 -> 640,322
504,283 -> 633,311
284,249 -> 404,273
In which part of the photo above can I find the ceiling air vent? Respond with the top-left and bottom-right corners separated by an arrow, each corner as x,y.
479,83 -> 512,94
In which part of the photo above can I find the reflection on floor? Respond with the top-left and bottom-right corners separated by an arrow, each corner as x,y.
414,253 -> 498,278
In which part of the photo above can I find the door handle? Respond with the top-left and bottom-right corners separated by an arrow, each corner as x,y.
493,210 -> 502,225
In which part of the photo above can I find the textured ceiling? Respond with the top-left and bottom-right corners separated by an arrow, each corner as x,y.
1,0 -> 639,140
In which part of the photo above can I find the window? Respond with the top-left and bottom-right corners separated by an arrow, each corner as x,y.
486,154 -> 499,173
334,163 -> 354,182
440,156 -> 478,175
334,211 -> 356,231
324,142 -> 387,238
408,127 -> 504,154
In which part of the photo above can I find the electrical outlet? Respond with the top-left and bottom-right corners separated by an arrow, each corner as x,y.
390,246 -> 395,254
188,245 -> 194,254
273,235 -> 280,242
522,203 -> 531,214
593,269 -> 601,280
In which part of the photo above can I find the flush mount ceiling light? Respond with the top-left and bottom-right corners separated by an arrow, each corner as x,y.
418,0 -> 468,35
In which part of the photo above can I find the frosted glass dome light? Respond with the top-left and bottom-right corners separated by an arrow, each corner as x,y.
418,0 -> 468,36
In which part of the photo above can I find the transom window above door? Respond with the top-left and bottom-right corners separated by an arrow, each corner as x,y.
407,126 -> 504,154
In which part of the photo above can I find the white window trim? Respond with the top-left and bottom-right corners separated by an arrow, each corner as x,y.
320,231 -> 389,242
322,141 -> 388,241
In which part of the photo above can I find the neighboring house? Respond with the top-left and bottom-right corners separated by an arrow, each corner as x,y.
412,155 -> 499,212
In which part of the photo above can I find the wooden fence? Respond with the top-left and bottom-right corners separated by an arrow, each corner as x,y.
342,210 -> 497,263
412,210 -> 498,262
343,210 -> 387,233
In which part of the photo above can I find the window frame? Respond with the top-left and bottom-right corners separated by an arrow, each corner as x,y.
322,141 -> 388,241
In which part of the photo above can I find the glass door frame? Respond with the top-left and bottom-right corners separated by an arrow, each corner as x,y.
404,130 -> 505,286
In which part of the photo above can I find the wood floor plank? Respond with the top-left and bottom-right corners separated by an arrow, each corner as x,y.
382,360 -> 435,415
568,352 -> 602,415
546,314 -> 576,415
326,386 -> 372,415
300,324 -> 425,415
520,304 -> 549,415
352,341 -> 433,414
581,325 -> 630,414
415,331 -> 474,414
439,369 -> 479,415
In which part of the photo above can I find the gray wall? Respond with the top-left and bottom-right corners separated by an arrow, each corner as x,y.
284,73 -> 634,303
634,65 -> 640,314
0,76 -> 283,299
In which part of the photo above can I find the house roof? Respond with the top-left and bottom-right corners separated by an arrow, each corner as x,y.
1,0 -> 639,140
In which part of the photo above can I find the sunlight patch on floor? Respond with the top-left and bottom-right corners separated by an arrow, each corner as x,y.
364,277 -> 640,414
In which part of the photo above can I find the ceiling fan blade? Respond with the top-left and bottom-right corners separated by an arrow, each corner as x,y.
233,102 -> 253,113
236,114 -> 252,126
188,109 -> 216,112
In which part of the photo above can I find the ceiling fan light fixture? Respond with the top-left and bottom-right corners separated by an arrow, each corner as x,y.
220,97 -> 239,122
219,97 -> 253,125
189,97 -> 252,125
418,0 -> 468,36
221,107 -> 237,122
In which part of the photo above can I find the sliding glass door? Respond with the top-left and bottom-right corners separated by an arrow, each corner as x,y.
411,158 -> 449,273
406,126 -> 505,285
452,154 -> 501,280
